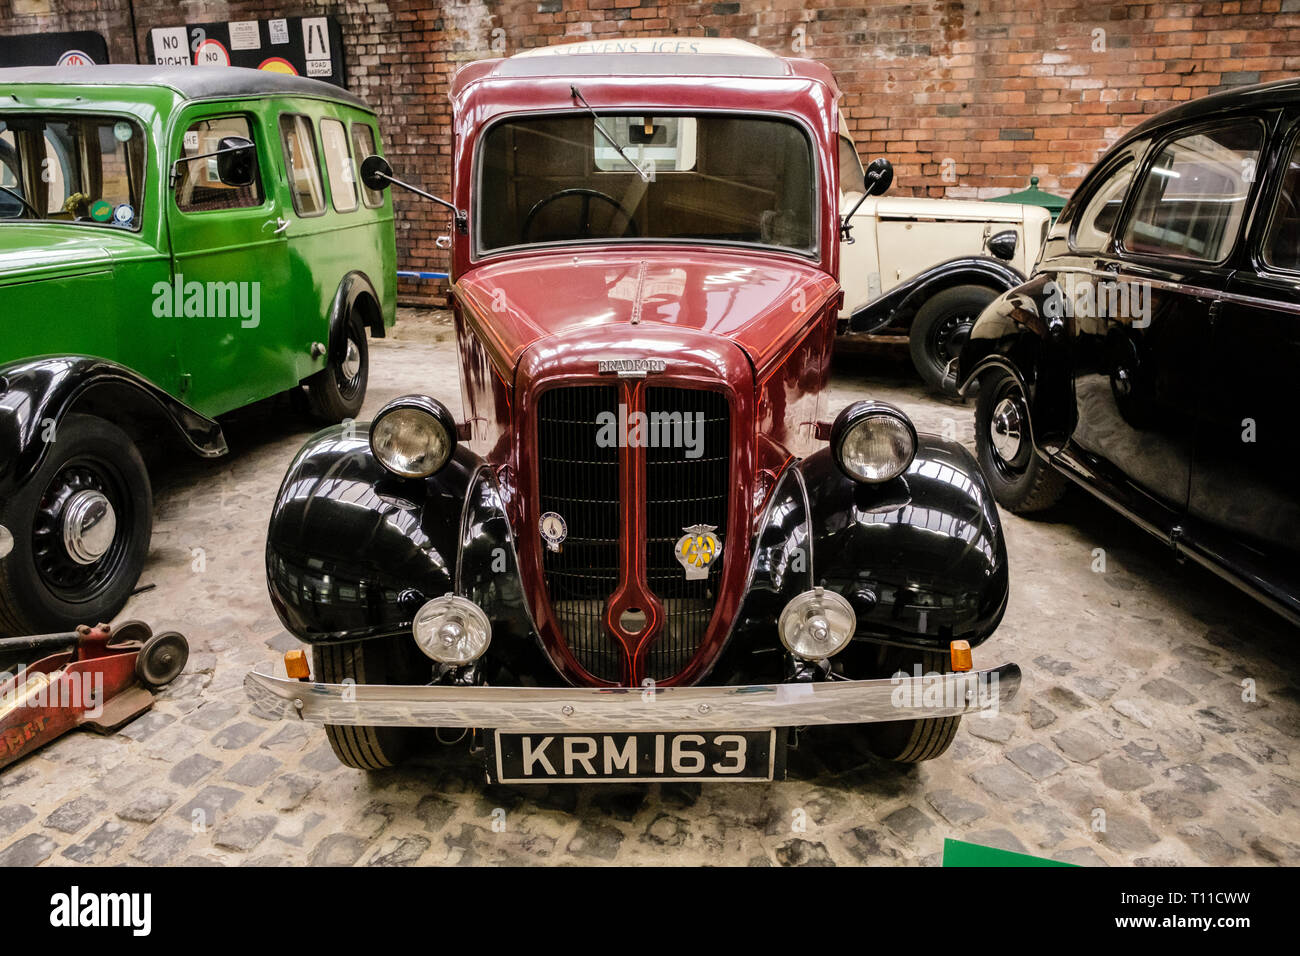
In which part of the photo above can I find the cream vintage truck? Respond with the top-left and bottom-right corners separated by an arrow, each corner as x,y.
837,126 -> 1051,393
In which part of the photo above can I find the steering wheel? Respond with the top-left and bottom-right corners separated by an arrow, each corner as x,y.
0,183 -> 38,219
521,188 -> 639,243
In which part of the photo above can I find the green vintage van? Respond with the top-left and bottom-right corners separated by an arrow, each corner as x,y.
0,66 -> 397,635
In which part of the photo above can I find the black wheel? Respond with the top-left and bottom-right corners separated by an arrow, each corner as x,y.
909,284 -> 997,394
313,636 -> 428,770
135,631 -> 188,688
866,652 -> 961,763
0,414 -> 152,637
304,313 -> 368,423
974,369 -> 1067,513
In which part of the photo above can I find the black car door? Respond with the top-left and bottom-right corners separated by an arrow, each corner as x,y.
1187,114 -> 1300,613
1057,121 -> 1264,535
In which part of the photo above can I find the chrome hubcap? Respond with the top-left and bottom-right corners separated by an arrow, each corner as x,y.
62,490 -> 116,565
990,397 -> 1024,461
341,338 -> 362,382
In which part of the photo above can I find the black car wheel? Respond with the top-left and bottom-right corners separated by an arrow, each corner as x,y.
864,652 -> 961,762
0,414 -> 152,636
305,313 -> 369,423
313,636 -> 430,770
908,284 -> 996,394
973,370 -> 1067,513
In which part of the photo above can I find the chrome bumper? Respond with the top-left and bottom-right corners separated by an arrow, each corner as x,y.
244,663 -> 1020,732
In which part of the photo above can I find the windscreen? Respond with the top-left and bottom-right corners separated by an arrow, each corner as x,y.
478,112 -> 817,255
0,114 -> 146,229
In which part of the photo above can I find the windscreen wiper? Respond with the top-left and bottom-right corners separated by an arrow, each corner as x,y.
571,85 -> 651,183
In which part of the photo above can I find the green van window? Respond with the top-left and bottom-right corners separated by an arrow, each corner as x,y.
175,115 -> 264,213
0,114 -> 144,228
280,113 -> 325,216
320,119 -> 358,213
350,123 -> 383,208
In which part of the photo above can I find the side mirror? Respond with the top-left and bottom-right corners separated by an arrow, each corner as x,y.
840,157 -> 894,242
862,157 -> 893,197
360,154 -> 393,192
358,154 -> 466,234
215,136 -> 256,188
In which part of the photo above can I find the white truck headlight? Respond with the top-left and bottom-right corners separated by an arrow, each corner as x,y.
831,401 -> 917,483
778,588 -> 856,661
412,595 -> 491,665
370,395 -> 457,478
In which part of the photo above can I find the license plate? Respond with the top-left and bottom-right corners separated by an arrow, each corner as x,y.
492,729 -> 777,783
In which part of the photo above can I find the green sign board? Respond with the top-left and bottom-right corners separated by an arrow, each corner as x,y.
942,838 -> 1076,867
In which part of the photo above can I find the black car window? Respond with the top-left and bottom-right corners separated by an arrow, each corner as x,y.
1122,121 -> 1263,263
1071,154 -> 1137,252
175,115 -> 264,213
1263,135 -> 1300,271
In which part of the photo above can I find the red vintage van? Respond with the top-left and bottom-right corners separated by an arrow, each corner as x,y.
246,38 -> 1019,782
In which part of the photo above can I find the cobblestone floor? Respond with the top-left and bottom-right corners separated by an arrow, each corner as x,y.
1,310 -> 1297,866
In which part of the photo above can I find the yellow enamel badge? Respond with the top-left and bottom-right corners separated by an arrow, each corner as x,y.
674,524 -> 722,580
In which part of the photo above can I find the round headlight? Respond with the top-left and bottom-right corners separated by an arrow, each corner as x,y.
778,588 -> 856,661
370,396 -> 456,478
831,401 -> 917,483
412,595 -> 491,665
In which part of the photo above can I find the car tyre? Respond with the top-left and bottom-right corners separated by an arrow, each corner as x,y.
0,414 -> 152,637
909,284 -> 997,395
305,313 -> 368,423
865,652 -> 960,762
313,636 -> 426,770
973,369 -> 1067,513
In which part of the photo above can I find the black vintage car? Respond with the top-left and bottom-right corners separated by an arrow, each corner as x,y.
956,79 -> 1300,625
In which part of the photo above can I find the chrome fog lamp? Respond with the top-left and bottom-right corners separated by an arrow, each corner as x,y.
370,395 -> 456,478
831,401 -> 917,483
412,595 -> 492,665
778,587 -> 856,661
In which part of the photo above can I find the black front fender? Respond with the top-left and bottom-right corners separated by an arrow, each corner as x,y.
802,438 -> 1009,650
847,255 -> 1026,334
709,435 -> 1010,682
956,275 -> 1076,449
265,426 -> 536,657
0,356 -> 226,491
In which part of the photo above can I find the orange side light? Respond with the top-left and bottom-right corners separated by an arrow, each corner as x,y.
284,649 -> 311,681
949,640 -> 973,673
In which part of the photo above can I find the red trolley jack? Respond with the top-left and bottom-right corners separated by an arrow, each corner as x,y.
0,620 -> 188,771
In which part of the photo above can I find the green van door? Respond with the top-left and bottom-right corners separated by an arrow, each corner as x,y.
164,104 -> 293,419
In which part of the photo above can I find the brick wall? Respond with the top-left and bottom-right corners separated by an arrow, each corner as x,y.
3,0 -> 1297,302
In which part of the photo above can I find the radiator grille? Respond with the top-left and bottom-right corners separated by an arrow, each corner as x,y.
537,386 -> 622,681
644,387 -> 729,681
536,385 -> 730,683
